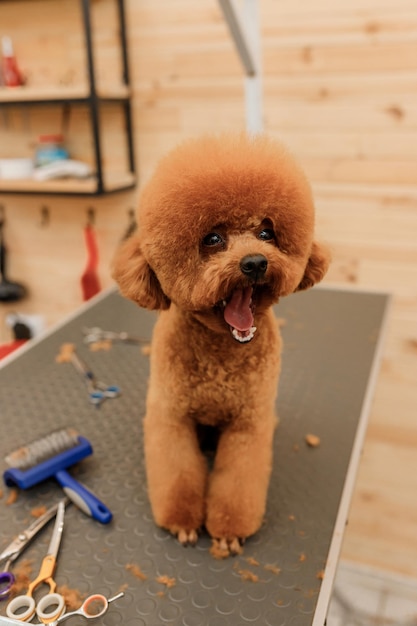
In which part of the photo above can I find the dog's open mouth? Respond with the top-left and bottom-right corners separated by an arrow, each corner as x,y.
222,286 -> 257,343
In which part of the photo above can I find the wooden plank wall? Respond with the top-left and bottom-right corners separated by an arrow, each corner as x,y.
0,0 -> 416,579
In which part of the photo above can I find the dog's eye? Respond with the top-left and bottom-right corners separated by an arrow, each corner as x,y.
258,228 -> 275,242
203,232 -> 224,247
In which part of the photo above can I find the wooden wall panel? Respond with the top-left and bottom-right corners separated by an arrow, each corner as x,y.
0,0 -> 416,579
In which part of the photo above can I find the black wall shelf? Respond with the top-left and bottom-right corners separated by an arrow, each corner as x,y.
0,0 -> 137,196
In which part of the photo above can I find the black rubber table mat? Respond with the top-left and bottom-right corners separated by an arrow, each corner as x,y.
0,286 -> 389,626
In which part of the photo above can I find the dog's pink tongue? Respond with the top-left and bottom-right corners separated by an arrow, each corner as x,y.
224,286 -> 253,331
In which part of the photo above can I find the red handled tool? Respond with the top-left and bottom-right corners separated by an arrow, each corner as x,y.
81,214 -> 101,301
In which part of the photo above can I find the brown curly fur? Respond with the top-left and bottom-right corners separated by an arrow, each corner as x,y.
112,133 -> 330,556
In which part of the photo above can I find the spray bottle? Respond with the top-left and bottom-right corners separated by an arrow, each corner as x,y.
1,36 -> 23,87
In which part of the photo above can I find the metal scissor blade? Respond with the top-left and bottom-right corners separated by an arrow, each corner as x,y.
0,499 -> 68,565
46,500 -> 65,558
70,352 -> 96,383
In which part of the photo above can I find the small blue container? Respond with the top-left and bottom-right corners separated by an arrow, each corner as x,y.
35,134 -> 69,166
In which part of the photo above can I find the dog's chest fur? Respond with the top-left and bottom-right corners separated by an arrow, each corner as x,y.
148,305 -> 282,428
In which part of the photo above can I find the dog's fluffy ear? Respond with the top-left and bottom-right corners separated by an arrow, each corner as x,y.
112,236 -> 170,310
296,241 -> 331,292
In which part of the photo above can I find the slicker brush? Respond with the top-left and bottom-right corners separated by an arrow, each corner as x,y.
4,427 -> 112,524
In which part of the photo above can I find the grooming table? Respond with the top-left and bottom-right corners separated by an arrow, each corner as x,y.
0,286 -> 389,626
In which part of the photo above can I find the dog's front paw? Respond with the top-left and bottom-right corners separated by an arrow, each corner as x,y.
177,528 -> 199,546
209,537 -> 244,559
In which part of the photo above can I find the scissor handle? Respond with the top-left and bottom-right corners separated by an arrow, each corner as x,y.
6,595 -> 36,622
7,592 -> 65,624
56,592 -> 124,623
27,555 -> 57,597
0,571 -> 15,600
37,593 -> 65,624
100,384 -> 120,397
59,594 -> 108,621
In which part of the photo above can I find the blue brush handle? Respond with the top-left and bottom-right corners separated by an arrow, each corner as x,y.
55,469 -> 112,524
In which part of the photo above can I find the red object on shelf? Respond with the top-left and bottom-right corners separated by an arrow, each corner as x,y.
38,134 -> 65,144
1,36 -> 23,87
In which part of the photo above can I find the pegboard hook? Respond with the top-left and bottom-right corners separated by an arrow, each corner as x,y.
40,205 -> 50,227
87,207 -> 95,226
122,207 -> 137,240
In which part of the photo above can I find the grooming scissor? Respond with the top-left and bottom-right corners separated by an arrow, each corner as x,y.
0,501 -> 67,601
0,592 -> 124,626
69,350 -> 120,407
83,326 -> 146,346
6,501 -> 66,623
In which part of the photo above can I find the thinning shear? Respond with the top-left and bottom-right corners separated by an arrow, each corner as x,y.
56,344 -> 120,406
0,501 -> 66,601
83,326 -> 146,346
69,350 -> 120,407
6,501 -> 66,623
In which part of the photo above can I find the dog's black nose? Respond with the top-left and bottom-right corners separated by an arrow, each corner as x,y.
240,254 -> 268,281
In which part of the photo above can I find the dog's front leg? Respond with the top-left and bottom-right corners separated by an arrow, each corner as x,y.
144,413 -> 208,544
205,418 -> 275,556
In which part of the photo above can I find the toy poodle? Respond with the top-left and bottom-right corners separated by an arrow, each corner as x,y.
112,133 -> 330,557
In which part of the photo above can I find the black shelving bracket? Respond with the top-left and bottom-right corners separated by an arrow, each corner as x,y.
0,0 -> 137,196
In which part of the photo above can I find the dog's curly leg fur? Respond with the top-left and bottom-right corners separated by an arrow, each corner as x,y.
143,411 -> 208,540
205,419 -> 275,552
